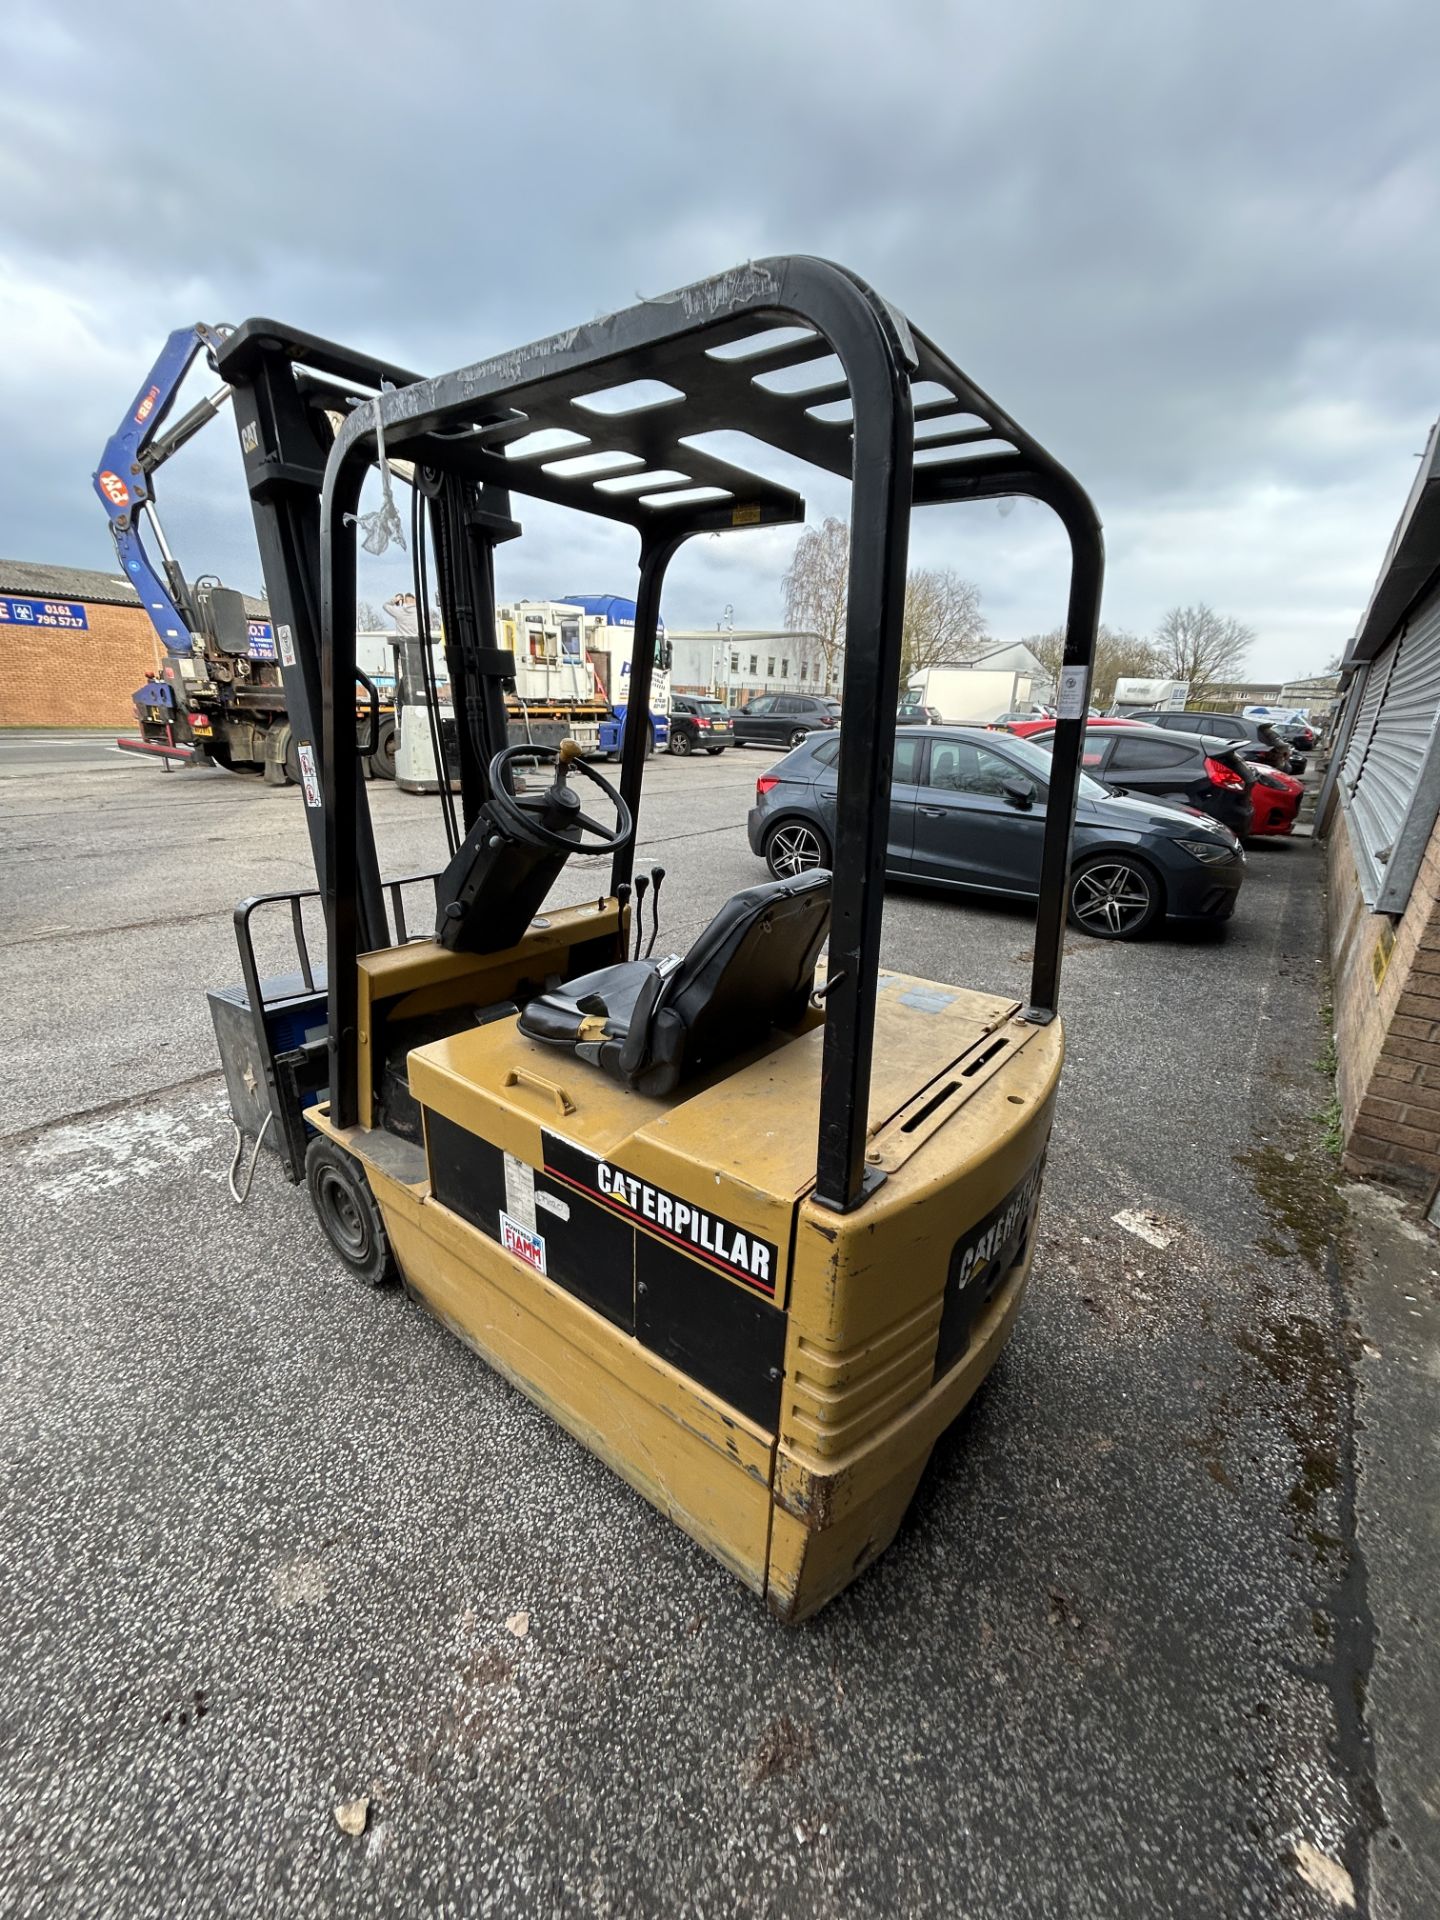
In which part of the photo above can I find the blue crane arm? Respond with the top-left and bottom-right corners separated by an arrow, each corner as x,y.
92,322 -> 231,650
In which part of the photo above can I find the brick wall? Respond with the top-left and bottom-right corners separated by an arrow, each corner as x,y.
1328,800 -> 1440,1190
0,602 -> 160,727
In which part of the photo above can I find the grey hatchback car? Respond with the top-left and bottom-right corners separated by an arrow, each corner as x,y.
747,726 -> 1245,939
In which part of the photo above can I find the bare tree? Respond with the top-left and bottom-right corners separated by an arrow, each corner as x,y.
1023,627 -> 1161,709
782,517 -> 849,693
356,598 -> 388,630
901,568 -> 987,678
1153,603 -> 1254,692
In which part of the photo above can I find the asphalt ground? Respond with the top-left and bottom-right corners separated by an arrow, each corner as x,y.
0,732 -> 1388,1917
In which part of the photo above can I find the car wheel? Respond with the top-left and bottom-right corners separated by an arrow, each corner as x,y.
1067,854 -> 1161,940
764,819 -> 831,878
305,1136 -> 398,1287
705,746 -> 725,756
787,727 -> 808,749
670,729 -> 693,756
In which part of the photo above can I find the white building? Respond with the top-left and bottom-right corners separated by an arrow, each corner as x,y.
668,628 -> 829,703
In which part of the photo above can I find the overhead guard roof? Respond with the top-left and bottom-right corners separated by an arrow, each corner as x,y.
318,257 -> 1093,546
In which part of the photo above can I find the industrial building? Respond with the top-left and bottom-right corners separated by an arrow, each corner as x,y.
667,628 -> 828,702
1320,418 -> 1440,1195
0,561 -> 164,727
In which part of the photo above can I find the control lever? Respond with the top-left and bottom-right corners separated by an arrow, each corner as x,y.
632,874 -> 650,961
645,866 -> 666,958
615,882 -> 632,963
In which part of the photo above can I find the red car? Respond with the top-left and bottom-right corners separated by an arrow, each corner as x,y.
1243,760 -> 1303,836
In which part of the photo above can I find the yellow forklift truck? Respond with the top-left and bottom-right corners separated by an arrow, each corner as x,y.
218,258 -> 1102,1620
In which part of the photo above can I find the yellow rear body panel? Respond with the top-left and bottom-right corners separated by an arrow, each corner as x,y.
315,946 -> 1061,1619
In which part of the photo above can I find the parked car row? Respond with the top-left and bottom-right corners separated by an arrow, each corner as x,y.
1001,717 -> 1303,841
1125,707 -> 1308,775
667,692 -> 842,758
747,724 -> 1248,941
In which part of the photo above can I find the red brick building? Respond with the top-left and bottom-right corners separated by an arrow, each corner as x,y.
0,560 -> 165,727
1320,420 -> 1440,1194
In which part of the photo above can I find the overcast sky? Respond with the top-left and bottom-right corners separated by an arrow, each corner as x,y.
4,1 -> 1439,680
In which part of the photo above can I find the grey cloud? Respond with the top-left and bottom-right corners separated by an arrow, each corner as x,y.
3,1 -> 1439,673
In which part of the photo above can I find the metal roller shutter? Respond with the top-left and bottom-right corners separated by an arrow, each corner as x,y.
1340,584 -> 1440,911
1339,652 -> 1391,790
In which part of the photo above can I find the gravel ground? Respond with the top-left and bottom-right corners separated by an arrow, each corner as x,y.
0,736 -> 1381,1917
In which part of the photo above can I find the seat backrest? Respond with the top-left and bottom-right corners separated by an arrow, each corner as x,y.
655,869 -> 831,1079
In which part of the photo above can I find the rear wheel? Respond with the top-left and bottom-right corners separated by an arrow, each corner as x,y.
1067,854 -> 1161,940
764,819 -> 831,879
705,746 -> 726,756
787,727 -> 808,749
305,1137 -> 398,1287
670,729 -> 694,756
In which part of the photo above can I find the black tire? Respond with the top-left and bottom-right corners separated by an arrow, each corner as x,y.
281,728 -> 303,787
1067,854 -> 1162,940
705,746 -> 726,756
787,727 -> 808,749
669,728 -> 694,756
305,1136 -> 398,1287
369,716 -> 397,780
764,818 -> 831,879
646,723 -> 656,758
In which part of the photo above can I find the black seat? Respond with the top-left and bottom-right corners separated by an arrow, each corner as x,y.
518,871 -> 831,1096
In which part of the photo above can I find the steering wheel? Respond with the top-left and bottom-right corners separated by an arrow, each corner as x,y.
487,740 -> 634,856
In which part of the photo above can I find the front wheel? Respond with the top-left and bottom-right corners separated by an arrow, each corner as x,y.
305,1137 -> 398,1287
669,729 -> 694,756
1067,854 -> 1161,940
764,818 -> 831,879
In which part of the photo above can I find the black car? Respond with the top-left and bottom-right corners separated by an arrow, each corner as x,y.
1019,720 -> 1253,837
1137,707 -> 1302,773
729,692 -> 842,749
747,726 -> 1245,940
667,695 -> 733,756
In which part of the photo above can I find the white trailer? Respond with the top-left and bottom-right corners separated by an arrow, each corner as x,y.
1111,676 -> 1189,715
902,665 -> 1036,725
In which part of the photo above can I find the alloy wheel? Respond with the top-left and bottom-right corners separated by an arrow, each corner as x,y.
767,822 -> 826,876
1069,861 -> 1153,937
